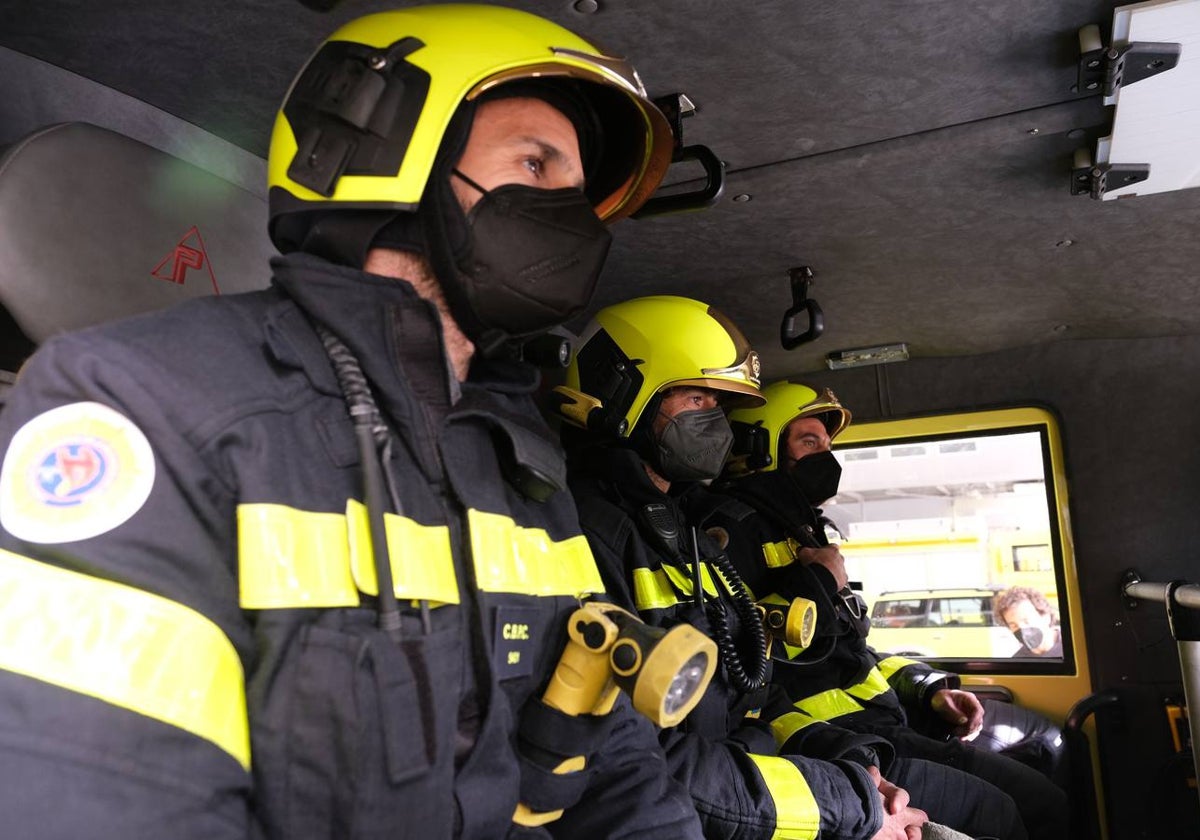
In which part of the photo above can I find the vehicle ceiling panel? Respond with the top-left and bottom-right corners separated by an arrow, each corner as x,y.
3,0 -> 1197,377
4,6 -> 1200,824
0,0 -> 1108,163
600,95 -> 1200,375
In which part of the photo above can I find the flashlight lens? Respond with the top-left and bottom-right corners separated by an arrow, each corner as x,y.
663,652 -> 710,717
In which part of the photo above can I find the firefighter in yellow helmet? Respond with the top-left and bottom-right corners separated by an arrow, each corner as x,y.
720,380 -> 854,595
0,7 -> 702,838
559,298 -> 931,840
267,4 -> 673,357
704,381 -> 1059,839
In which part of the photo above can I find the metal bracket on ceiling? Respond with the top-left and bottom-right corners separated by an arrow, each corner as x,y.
1070,148 -> 1149,199
655,92 -> 697,145
1076,24 -> 1181,98
633,93 -> 726,218
1070,24 -> 1181,199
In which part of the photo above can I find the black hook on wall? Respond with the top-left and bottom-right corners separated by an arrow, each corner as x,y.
780,266 -> 824,350
633,94 -> 725,218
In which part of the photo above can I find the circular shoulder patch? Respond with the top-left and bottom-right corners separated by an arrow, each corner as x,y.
0,402 -> 155,544
705,525 -> 731,550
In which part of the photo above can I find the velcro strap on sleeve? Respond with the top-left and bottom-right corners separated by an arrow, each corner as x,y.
515,699 -> 616,812
515,753 -> 595,813
781,721 -> 896,774
517,698 -> 616,762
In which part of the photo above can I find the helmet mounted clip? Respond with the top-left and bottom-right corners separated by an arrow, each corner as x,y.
558,327 -> 643,435
285,38 -> 430,197
730,420 -> 773,472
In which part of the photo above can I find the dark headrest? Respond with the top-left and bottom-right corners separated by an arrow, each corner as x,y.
0,122 -> 275,346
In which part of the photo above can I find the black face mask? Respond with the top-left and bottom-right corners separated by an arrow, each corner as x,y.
788,449 -> 843,505
1013,626 -> 1046,651
655,407 -> 735,482
451,170 -> 612,342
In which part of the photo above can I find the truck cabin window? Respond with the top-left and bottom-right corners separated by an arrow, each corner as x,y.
829,415 -> 1069,666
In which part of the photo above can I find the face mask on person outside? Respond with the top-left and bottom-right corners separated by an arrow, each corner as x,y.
1013,625 -> 1046,650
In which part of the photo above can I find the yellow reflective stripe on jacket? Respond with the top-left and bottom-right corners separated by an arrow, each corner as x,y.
632,567 -> 678,610
630,560 -> 731,611
877,655 -> 921,680
468,509 -> 604,597
238,502 -> 459,608
0,548 -> 249,770
661,561 -> 722,599
746,754 -> 821,839
239,503 -> 358,608
792,687 -> 866,723
787,665 -> 895,726
346,500 -> 457,605
761,538 -> 800,569
771,710 -> 821,746
845,665 -> 892,703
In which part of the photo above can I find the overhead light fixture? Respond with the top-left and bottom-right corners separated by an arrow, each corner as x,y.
825,342 -> 909,370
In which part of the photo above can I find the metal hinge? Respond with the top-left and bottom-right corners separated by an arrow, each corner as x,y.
1070,149 -> 1150,199
1076,23 -> 1181,98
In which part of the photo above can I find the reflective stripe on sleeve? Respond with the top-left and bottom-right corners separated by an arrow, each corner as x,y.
761,539 -> 800,569
0,548 -> 249,769
237,501 -> 459,608
468,509 -> 604,597
784,665 -> 895,728
876,655 -> 922,680
771,710 -> 821,745
790,687 -> 866,723
845,665 -> 892,703
746,753 -> 822,839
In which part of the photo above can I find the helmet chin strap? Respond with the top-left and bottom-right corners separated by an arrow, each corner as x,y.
628,393 -> 667,469
410,95 -> 610,360
451,168 -> 490,198
440,172 -> 509,359
301,211 -> 414,269
411,100 -> 510,355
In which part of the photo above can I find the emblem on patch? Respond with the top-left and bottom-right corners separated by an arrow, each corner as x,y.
0,402 -> 155,544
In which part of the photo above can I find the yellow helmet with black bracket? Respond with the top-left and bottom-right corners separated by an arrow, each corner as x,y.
726,380 -> 850,473
557,295 -> 764,437
268,3 -> 673,246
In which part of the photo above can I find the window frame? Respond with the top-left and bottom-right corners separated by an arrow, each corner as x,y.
832,406 -> 1092,704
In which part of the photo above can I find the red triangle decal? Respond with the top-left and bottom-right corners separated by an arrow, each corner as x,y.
151,226 -> 220,293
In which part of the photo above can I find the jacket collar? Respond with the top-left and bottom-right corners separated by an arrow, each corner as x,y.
567,437 -> 707,510
719,469 -> 821,537
263,252 -> 541,405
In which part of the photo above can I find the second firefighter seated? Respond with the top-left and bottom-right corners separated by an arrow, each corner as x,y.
554,296 -> 941,840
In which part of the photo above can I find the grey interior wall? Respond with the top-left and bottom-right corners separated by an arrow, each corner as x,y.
810,334 -> 1200,835
0,47 -> 265,196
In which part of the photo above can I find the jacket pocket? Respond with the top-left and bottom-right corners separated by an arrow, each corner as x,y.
281,613 -> 461,840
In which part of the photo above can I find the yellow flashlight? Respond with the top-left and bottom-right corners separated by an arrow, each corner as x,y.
542,601 -> 717,726
513,601 -> 717,826
760,595 -> 818,651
